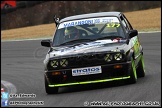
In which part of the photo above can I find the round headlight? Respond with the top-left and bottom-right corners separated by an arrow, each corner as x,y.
60,59 -> 68,67
114,53 -> 122,60
50,60 -> 58,68
104,54 -> 113,62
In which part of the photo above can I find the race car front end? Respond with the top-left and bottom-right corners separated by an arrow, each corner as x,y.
45,51 -> 132,88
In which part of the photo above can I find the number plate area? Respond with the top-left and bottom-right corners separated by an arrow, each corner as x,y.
72,66 -> 102,76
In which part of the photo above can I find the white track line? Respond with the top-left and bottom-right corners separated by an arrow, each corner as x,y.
139,31 -> 161,33
1,37 -> 52,42
1,80 -> 17,94
1,31 -> 161,42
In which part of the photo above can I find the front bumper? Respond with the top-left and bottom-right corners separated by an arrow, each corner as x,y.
45,61 -> 132,87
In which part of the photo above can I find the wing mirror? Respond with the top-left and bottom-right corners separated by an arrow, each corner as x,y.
41,39 -> 51,47
129,30 -> 138,38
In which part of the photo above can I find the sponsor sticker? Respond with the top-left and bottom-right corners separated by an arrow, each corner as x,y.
72,66 -> 102,76
59,17 -> 119,29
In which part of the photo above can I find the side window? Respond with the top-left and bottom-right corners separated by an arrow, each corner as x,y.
122,14 -> 133,30
120,16 -> 129,31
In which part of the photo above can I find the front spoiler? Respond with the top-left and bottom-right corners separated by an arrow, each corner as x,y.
48,76 -> 130,87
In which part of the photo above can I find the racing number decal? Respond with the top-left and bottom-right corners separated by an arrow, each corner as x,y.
106,23 -> 120,28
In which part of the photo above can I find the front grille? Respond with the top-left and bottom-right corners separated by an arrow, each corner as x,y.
48,52 -> 126,70
47,63 -> 130,84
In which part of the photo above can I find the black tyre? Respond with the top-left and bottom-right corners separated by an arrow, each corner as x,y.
44,75 -> 59,94
136,54 -> 145,77
126,57 -> 137,84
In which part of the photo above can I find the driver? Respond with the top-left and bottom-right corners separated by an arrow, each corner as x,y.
64,26 -> 80,40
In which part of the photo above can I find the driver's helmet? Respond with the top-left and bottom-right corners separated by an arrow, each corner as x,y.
64,26 -> 79,40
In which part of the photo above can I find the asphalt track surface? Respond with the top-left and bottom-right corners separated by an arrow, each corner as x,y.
1,32 -> 161,107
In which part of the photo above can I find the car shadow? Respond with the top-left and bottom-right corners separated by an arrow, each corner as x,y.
56,80 -> 131,94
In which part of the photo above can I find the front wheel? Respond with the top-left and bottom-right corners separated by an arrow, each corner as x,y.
136,54 -> 145,77
126,57 -> 137,84
44,74 -> 59,94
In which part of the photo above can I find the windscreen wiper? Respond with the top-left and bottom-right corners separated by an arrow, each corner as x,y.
59,39 -> 94,46
96,36 -> 124,40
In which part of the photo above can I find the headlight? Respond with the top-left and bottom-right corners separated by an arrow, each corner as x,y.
60,59 -> 68,67
104,54 -> 113,62
114,53 -> 122,60
50,60 -> 59,68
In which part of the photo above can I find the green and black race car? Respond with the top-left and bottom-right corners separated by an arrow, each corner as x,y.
41,12 -> 145,94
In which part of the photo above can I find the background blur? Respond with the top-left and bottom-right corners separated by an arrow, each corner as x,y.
1,1 -> 161,30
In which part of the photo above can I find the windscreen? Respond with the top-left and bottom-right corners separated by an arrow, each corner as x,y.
53,17 -> 125,46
